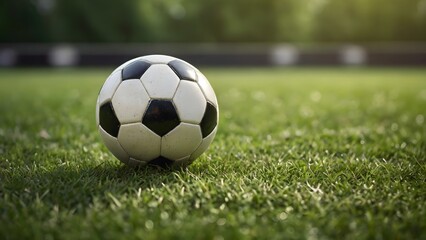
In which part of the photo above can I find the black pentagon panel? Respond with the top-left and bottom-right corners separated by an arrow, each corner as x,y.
168,60 -> 197,81
99,102 -> 120,137
122,60 -> 151,80
200,102 -> 218,138
148,156 -> 174,168
142,100 -> 180,136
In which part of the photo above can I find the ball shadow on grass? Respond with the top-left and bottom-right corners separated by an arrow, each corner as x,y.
2,160 -> 195,213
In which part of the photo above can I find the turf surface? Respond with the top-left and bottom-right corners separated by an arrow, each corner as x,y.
0,68 -> 425,239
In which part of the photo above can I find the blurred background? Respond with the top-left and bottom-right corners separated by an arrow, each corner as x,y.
1,0 -> 426,67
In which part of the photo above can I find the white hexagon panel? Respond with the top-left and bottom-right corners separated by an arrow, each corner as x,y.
196,71 -> 218,107
161,123 -> 202,160
95,98 -> 100,126
190,126 -> 218,161
98,70 -> 122,105
118,123 -> 161,162
98,126 -> 129,164
173,81 -> 207,124
111,80 -> 150,124
141,55 -> 177,64
140,64 -> 180,99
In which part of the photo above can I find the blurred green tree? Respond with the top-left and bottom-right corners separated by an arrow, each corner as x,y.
49,0 -> 146,42
0,0 -> 48,42
151,0 -> 310,42
0,0 -> 425,43
313,0 -> 426,42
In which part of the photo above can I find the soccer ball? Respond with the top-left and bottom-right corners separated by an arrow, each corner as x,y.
96,55 -> 218,167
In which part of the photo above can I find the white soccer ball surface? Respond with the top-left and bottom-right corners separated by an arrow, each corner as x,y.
96,55 -> 218,167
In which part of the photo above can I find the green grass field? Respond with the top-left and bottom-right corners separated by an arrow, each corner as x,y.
0,68 -> 425,240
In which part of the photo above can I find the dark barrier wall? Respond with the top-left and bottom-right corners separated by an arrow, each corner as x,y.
1,44 -> 426,67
